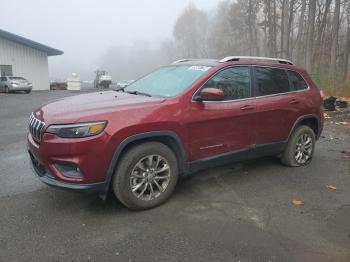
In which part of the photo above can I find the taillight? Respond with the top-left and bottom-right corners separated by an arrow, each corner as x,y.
320,90 -> 325,99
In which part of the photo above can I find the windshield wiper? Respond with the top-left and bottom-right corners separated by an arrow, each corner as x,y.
113,87 -> 126,92
126,90 -> 152,97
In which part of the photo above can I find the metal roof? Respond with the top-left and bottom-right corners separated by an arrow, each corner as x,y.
0,28 -> 63,56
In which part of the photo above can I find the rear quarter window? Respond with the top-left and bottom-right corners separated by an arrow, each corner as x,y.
286,70 -> 308,91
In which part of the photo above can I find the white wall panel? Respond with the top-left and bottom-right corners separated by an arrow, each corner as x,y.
0,37 -> 49,90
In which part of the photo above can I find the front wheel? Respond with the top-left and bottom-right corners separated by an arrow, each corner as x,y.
281,125 -> 316,167
113,142 -> 179,210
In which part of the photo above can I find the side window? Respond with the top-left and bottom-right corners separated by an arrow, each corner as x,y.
286,70 -> 308,91
255,67 -> 290,96
203,67 -> 251,100
0,77 -> 6,82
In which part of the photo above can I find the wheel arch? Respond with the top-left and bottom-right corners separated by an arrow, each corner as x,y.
101,131 -> 188,199
288,114 -> 321,140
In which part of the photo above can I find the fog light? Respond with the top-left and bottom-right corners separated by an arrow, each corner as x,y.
54,163 -> 83,179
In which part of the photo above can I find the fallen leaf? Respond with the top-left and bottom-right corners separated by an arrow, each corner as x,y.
326,185 -> 337,190
292,199 -> 304,206
324,113 -> 331,119
341,151 -> 350,159
335,121 -> 350,126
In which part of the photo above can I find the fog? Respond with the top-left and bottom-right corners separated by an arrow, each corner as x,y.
0,0 -> 216,81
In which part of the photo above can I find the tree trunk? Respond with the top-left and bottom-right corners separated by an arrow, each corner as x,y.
295,0 -> 306,66
248,0 -> 254,56
265,0 -> 276,57
330,0 -> 341,89
343,15 -> 350,81
315,0 -> 332,68
286,0 -> 295,58
306,0 -> 316,71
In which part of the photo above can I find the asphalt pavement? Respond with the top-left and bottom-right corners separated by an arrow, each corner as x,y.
0,90 -> 349,262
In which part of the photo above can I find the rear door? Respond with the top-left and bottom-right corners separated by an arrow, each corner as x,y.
188,66 -> 257,161
253,66 -> 307,145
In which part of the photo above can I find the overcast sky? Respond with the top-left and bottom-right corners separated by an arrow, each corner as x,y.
0,0 -> 217,80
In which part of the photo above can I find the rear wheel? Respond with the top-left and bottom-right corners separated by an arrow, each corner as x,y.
4,86 -> 9,93
281,125 -> 316,167
113,142 -> 179,210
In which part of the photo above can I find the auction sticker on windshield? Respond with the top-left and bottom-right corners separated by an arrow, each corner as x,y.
188,66 -> 211,71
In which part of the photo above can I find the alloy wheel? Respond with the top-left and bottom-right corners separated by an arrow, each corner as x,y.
295,134 -> 313,164
129,154 -> 171,201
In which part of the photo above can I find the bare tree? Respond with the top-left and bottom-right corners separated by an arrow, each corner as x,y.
330,0 -> 341,89
306,0 -> 317,70
343,0 -> 350,81
295,0 -> 307,65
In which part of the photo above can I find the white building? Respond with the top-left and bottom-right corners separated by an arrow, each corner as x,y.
0,29 -> 63,90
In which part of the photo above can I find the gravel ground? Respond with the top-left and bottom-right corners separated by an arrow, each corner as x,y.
0,90 -> 349,262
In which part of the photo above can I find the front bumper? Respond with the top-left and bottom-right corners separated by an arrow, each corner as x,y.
27,131 -> 112,195
29,150 -> 107,193
9,84 -> 32,91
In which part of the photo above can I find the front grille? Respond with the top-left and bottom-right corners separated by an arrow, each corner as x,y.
29,113 -> 45,143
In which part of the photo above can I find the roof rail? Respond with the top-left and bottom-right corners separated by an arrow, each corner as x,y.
172,59 -> 193,64
219,56 -> 294,65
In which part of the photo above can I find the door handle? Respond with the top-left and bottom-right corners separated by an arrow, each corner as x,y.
240,105 -> 255,111
289,99 -> 300,104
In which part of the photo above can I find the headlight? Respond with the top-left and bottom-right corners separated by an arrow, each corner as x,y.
46,121 -> 107,138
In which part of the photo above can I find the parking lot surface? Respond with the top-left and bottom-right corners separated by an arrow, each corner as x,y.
0,90 -> 349,262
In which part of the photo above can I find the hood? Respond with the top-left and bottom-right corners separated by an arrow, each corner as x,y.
34,91 -> 166,124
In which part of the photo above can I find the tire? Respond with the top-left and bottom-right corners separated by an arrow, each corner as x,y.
4,86 -> 9,93
25,90 -> 31,94
280,125 -> 316,167
113,141 -> 179,210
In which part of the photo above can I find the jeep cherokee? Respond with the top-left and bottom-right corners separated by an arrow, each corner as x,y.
28,56 -> 324,210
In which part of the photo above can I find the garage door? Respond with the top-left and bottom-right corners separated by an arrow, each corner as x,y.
0,65 -> 13,76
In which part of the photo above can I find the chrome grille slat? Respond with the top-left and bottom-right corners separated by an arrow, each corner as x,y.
28,113 -> 45,143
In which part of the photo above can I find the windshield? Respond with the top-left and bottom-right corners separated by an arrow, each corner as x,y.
125,65 -> 211,97
9,77 -> 26,80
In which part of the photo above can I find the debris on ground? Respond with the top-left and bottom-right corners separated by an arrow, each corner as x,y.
291,199 -> 304,206
324,96 -> 349,111
324,96 -> 337,111
325,185 -> 337,191
336,100 -> 348,108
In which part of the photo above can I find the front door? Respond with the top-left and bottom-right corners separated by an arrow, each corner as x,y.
188,66 -> 257,161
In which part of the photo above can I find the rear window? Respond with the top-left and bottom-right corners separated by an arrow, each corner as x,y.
286,71 -> 308,91
255,67 -> 290,96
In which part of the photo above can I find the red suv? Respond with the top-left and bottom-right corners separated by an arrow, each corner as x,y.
28,56 -> 324,210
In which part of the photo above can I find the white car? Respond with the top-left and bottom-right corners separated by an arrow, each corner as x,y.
0,76 -> 32,93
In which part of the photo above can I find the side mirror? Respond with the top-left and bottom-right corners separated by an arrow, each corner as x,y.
194,87 -> 224,102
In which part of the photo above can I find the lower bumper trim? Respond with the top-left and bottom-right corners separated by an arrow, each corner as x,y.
29,155 -> 107,194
